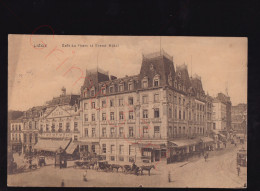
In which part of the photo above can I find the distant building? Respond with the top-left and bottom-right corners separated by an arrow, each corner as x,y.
10,117 -> 23,153
33,87 -> 81,155
231,103 -> 247,134
212,93 -> 232,132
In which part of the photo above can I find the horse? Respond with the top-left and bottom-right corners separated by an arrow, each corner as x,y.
139,165 -> 155,176
123,165 -> 140,176
110,164 -> 123,172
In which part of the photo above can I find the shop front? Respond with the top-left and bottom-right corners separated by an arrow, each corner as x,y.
168,138 -> 201,163
133,142 -> 167,163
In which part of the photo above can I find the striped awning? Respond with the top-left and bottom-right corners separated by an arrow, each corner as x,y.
34,139 -> 71,152
66,142 -> 78,154
200,137 -> 214,143
169,139 -> 200,147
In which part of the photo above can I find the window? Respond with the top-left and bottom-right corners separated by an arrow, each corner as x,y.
92,128 -> 96,137
19,125 -> 21,131
183,99 -> 185,106
102,144 -> 106,153
128,97 -> 134,105
179,110 -> 181,119
183,127 -> 186,134
175,109 -> 177,119
51,123 -> 55,132
128,83 -> 133,90
174,81 -> 177,88
110,86 -> 114,93
74,122 -> 78,131
189,112 -> 191,120
110,112 -> 114,120
179,84 -> 182,90
74,135 -> 78,141
101,87 -> 106,95
111,145 -> 115,154
179,97 -> 181,105
102,100 -> 106,108
154,108 -> 160,118
143,109 -> 148,118
110,99 -> 114,107
24,134 -> 27,142
118,98 -> 124,106
29,134 -> 32,143
84,114 -> 88,122
142,80 -> 148,88
129,127 -> 134,137
58,123 -> 63,132
119,127 -> 124,137
143,126 -> 148,134
91,102 -> 95,109
85,128 -> 88,137
111,156 -> 115,161
154,126 -> 160,134
46,124 -> 49,132
119,145 -> 124,155
142,95 -> 148,104
154,79 -> 159,87
154,94 -> 159,102
169,108 -> 172,118
92,114 -> 95,121
129,111 -> 134,119
119,84 -> 124,92
91,89 -> 95,97
66,123 -> 70,132
129,145 -> 134,155
92,145 -> 95,153
102,128 -> 106,137
168,94 -> 172,102
29,122 -> 32,129
102,113 -> 106,121
119,111 -> 124,120
183,111 -> 185,120
110,127 -> 115,137
179,127 -> 182,134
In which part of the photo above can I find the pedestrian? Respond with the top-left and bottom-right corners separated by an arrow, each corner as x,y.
168,171 -> 172,182
83,170 -> 87,182
237,165 -> 240,176
61,179 -> 65,187
204,154 -> 207,162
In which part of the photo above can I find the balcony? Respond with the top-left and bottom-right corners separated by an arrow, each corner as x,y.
109,134 -> 116,138
66,129 -> 71,133
151,118 -> 162,123
101,121 -> 108,125
127,119 -> 135,124
141,118 -> 150,124
74,129 -> 80,133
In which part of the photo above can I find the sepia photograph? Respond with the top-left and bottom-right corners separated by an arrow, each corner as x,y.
8,35 -> 247,188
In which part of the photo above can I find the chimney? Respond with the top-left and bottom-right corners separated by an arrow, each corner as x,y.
61,87 -> 66,96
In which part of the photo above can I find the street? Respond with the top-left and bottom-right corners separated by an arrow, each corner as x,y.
8,143 -> 246,188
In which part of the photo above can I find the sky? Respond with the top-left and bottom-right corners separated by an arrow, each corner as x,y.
8,35 -> 247,111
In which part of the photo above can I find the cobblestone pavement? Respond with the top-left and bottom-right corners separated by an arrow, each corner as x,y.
8,143 -> 246,188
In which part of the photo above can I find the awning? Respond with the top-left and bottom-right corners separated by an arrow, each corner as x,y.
200,137 -> 214,143
132,142 -> 166,149
169,139 -> 200,147
66,142 -> 78,154
34,139 -> 71,152
75,141 -> 99,146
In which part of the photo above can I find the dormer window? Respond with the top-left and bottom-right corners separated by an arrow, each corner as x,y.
101,86 -> 106,95
174,81 -> 177,88
119,84 -> 124,92
153,74 -> 160,87
179,84 -> 182,90
90,88 -> 95,97
128,82 -> 134,91
142,77 -> 148,88
110,86 -> 114,93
